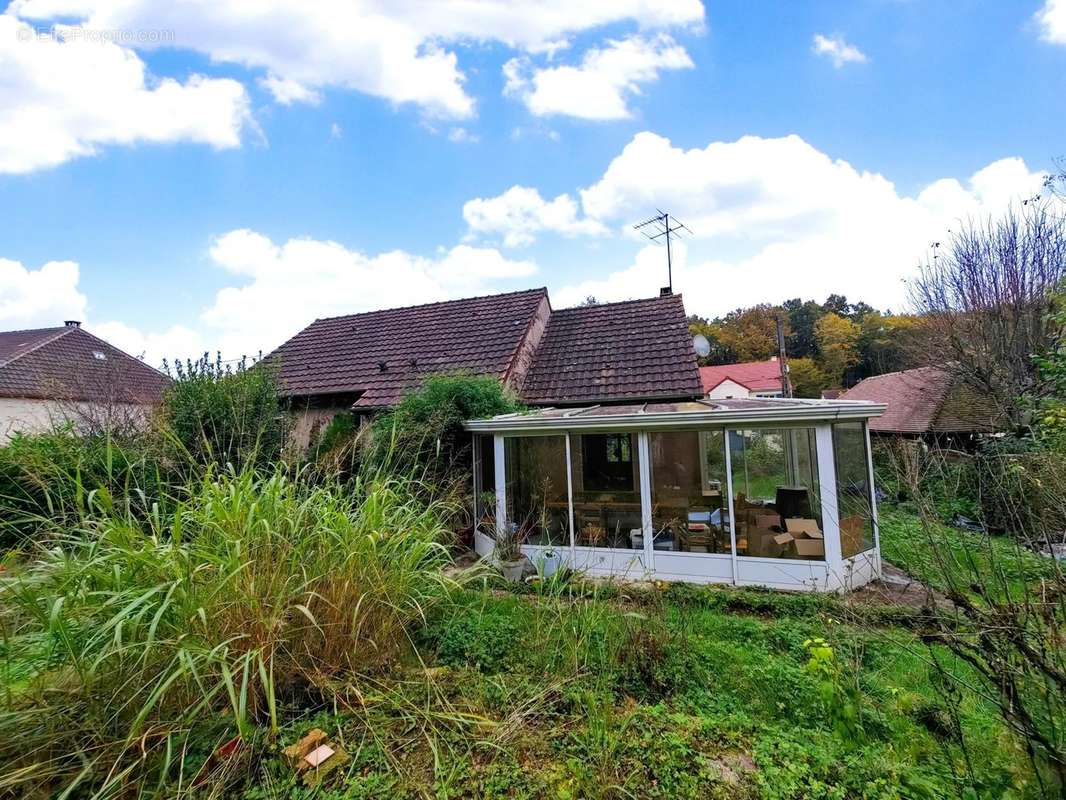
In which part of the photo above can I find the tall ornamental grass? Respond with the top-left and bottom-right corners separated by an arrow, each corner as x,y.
0,468 -> 468,797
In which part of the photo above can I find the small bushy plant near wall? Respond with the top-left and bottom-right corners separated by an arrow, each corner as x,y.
161,353 -> 288,472
369,373 -> 521,488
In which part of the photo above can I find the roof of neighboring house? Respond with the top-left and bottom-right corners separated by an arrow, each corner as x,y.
0,324 -> 169,403
265,288 -> 550,408
699,359 -> 784,394
521,294 -> 702,405
839,366 -> 1001,434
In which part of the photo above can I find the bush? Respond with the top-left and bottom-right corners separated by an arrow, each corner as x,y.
369,374 -> 521,487
0,468 -> 470,797
0,427 -> 170,548
161,353 -> 288,472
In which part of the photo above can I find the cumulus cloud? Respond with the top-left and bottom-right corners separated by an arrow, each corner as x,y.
463,186 -> 608,247
0,16 -> 251,174
503,34 -> 693,119
1036,0 -> 1066,43
0,257 -> 86,329
529,132 -> 1050,315
812,33 -> 868,67
10,0 -> 704,121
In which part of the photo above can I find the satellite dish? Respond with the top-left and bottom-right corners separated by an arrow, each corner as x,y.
692,334 -> 711,358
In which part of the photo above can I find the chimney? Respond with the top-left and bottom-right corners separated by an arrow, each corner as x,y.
64,320 -> 81,328
659,286 -> 672,297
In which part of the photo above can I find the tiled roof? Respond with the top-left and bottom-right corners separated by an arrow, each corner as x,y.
0,325 -> 170,403
521,294 -> 702,405
840,366 -> 1001,434
700,360 -> 784,393
264,288 -> 549,408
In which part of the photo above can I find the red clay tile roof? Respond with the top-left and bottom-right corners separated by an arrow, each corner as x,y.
0,325 -> 170,403
840,366 -> 1001,434
521,294 -> 702,405
264,288 -> 549,408
699,360 -> 784,394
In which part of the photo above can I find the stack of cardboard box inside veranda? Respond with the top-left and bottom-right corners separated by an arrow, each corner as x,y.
740,507 -> 825,559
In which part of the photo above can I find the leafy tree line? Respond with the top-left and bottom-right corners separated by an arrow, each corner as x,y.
688,295 -> 925,397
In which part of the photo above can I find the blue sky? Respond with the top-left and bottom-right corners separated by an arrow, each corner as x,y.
1,0 -> 1064,366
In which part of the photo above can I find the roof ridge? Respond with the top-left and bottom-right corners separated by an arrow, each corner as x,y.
556,293 -> 684,314
0,326 -> 73,369
310,286 -> 549,324
857,364 -> 946,382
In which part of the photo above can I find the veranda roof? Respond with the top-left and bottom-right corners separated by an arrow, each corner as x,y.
465,397 -> 886,433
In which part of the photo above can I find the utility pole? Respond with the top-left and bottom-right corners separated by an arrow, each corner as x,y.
776,315 -> 793,398
632,210 -> 691,294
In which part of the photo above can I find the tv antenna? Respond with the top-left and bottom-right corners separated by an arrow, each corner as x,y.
632,210 -> 692,294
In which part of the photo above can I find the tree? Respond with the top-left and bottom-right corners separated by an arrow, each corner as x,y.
910,202 -> 1066,426
714,304 -> 786,362
856,312 -> 925,378
784,298 -> 824,359
788,357 -> 830,398
815,312 -> 861,385
687,315 -> 735,365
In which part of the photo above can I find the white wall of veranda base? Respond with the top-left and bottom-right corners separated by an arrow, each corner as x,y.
473,530 -> 880,593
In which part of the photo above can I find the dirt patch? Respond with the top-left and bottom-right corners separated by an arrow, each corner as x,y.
848,562 -> 952,610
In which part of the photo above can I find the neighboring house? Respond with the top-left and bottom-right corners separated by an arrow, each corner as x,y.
700,358 -> 786,399
0,321 -> 170,442
265,288 -> 703,450
839,365 -> 1001,439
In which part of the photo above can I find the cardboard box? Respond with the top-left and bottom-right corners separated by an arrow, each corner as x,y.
755,514 -> 781,531
792,538 -> 825,558
773,532 -> 794,546
785,518 -> 823,539
748,528 -> 784,558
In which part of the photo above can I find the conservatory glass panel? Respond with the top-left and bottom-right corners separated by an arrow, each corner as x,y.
504,436 -> 570,547
571,432 -> 642,549
833,422 -> 876,557
730,428 -> 824,561
649,430 -> 732,554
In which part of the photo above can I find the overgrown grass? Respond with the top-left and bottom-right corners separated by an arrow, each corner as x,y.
0,468 -> 472,797
879,506 -> 1056,600
213,580 -> 1029,799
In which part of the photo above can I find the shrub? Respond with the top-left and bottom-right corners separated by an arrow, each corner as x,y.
369,374 -> 521,487
0,468 -> 470,797
161,353 -> 288,471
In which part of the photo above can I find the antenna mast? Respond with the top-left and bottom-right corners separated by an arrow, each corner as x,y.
632,210 -> 692,293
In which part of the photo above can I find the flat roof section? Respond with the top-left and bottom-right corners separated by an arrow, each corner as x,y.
465,397 -> 887,433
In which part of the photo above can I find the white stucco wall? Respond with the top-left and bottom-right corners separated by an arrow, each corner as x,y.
705,379 -> 752,399
0,397 -> 151,443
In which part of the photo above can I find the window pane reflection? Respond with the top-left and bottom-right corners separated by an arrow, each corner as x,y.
505,435 -> 570,546
474,434 -> 495,535
731,428 -> 824,561
833,422 -> 875,557
572,433 -> 642,549
650,430 -> 732,554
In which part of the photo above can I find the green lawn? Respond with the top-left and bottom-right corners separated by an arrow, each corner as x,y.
1,507 -> 1049,799
878,505 -> 1057,601
234,581 -> 1029,800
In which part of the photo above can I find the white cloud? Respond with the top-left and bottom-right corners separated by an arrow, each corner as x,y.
0,257 -> 86,329
463,186 -> 608,247
448,127 -> 480,144
503,34 -> 693,119
812,33 -> 868,68
545,132 -> 1049,315
10,1 -> 705,121
1036,0 -> 1066,43
0,16 -> 251,174
259,74 -> 321,105
329,122 -> 343,140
